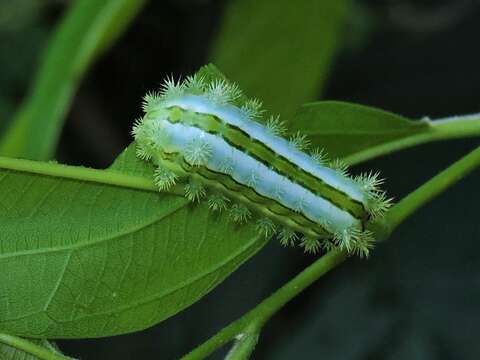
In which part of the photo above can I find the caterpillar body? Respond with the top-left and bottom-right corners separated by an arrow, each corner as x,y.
133,74 -> 392,257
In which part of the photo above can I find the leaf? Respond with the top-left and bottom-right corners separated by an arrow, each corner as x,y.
0,144 -> 266,339
210,0 -> 349,119
0,0 -> 147,160
290,101 -> 431,163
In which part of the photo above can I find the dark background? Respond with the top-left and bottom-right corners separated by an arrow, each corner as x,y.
1,0 -> 480,359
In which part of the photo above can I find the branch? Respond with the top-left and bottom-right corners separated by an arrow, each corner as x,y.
344,113 -> 480,165
385,145 -> 480,231
224,325 -> 260,360
181,250 -> 347,360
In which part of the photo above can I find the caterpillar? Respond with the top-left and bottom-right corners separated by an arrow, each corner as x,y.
132,74 -> 392,257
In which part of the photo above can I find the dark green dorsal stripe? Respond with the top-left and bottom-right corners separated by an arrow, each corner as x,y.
160,151 -> 330,238
167,107 -> 367,221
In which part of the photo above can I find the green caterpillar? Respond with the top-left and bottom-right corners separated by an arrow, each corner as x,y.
133,74 -> 392,257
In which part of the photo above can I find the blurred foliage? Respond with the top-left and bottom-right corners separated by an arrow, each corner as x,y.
211,0 -> 349,119
0,0 -> 52,133
0,0 -> 147,160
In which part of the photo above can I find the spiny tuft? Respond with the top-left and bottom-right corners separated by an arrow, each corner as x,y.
135,146 -> 152,161
256,218 -> 276,238
333,228 -> 374,257
153,167 -> 178,191
241,98 -> 264,119
279,228 -> 298,247
184,138 -> 213,166
329,158 -> 349,176
207,194 -> 230,212
366,191 -> 393,220
142,91 -> 162,113
131,117 -> 144,137
311,147 -> 328,166
289,131 -> 311,151
321,240 -> 336,252
355,171 -> 384,193
266,115 -> 287,136
351,230 -> 375,258
184,181 -> 206,202
229,204 -> 252,224
184,74 -> 207,94
301,237 -> 322,254
206,79 -> 242,105
160,76 -> 185,100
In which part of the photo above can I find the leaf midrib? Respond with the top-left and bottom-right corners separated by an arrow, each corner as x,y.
0,200 -> 188,259
304,127 -> 429,136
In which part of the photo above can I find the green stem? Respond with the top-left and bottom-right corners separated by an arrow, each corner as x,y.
0,156 -> 186,197
344,113 -> 480,165
181,250 -> 347,360
385,145 -> 480,231
224,325 -> 260,360
183,144 -> 480,360
0,334 -> 67,360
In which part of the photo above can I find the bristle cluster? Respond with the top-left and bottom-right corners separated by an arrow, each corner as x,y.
229,204 -> 252,224
184,138 -> 213,166
206,79 -> 242,105
279,228 -> 298,247
208,194 -> 230,212
289,131 -> 311,151
354,171 -> 393,220
301,237 -> 322,254
311,147 -> 328,165
134,72 -> 393,259
333,228 -> 375,258
256,218 -> 276,237
329,158 -> 349,176
266,115 -> 287,136
241,98 -> 264,119
153,167 -> 178,191
184,180 -> 206,202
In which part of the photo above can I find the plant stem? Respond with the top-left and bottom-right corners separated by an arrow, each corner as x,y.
181,250 -> 347,360
0,334 -> 67,360
344,113 -> 480,165
224,325 -> 260,360
0,156 -> 150,192
183,144 -> 480,360
385,145 -> 480,231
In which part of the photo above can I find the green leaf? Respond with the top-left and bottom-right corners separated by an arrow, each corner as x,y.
0,140 -> 267,338
290,101 -> 431,163
0,0 -> 147,160
210,0 -> 349,119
